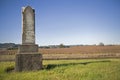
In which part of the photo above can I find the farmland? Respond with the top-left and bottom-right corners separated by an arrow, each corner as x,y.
0,45 -> 120,61
39,45 -> 120,54
0,45 -> 120,80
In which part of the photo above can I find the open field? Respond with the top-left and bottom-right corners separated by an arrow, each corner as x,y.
39,45 -> 120,54
1,45 -> 120,55
0,46 -> 120,80
0,46 -> 120,61
0,59 -> 120,80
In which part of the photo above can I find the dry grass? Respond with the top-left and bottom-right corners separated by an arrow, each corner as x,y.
0,45 -> 120,61
1,45 -> 120,55
39,45 -> 120,54
39,45 -> 120,60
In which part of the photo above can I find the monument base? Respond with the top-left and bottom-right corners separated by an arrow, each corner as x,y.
18,44 -> 38,53
15,53 -> 42,72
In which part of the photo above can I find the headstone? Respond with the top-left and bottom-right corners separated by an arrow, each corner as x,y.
15,6 -> 42,72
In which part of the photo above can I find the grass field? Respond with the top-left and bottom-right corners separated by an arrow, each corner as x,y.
0,59 -> 120,80
0,46 -> 120,80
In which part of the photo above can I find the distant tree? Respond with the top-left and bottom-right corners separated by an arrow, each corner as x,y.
59,43 -> 65,48
99,42 -> 104,46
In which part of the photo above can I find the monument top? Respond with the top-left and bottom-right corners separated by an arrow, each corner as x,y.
22,6 -> 35,13
22,6 -> 35,44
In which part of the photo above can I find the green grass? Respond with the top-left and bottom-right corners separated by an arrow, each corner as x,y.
0,59 -> 120,80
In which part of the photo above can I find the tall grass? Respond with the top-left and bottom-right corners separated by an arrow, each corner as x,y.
0,59 -> 120,80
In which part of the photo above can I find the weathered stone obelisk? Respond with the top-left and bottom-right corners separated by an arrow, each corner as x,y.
15,6 -> 42,71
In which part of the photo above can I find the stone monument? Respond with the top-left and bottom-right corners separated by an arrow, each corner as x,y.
15,6 -> 42,71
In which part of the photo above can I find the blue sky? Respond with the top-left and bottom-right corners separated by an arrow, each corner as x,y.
0,0 -> 120,46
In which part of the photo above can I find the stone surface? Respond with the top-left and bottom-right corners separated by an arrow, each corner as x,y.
18,44 -> 38,53
15,53 -> 42,71
22,6 -> 35,44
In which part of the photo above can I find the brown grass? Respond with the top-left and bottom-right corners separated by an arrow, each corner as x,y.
39,45 -> 120,60
39,45 -> 120,54
0,45 -> 120,61
1,45 -> 120,55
